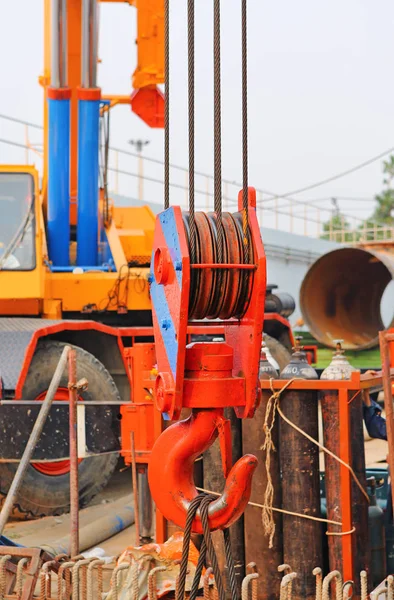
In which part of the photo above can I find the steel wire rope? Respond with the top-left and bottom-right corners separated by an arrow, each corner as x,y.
200,496 -> 227,600
213,0 -> 224,264
177,494 -> 235,600
189,540 -> 207,600
107,164 -> 380,235
176,495 -> 202,600
0,135 -> 385,225
164,0 -> 170,209
224,527 -> 239,600
1,112 -> 394,203
105,165 -> 364,226
105,152 -> 376,222
241,0 -> 249,264
106,143 -> 394,205
188,0 -> 197,263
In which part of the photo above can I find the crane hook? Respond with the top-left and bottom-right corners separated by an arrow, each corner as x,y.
148,408 -> 258,534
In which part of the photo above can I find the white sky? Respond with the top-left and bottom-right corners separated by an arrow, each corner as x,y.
1,0 -> 394,235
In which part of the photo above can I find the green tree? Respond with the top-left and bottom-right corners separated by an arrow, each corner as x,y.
321,199 -> 352,241
372,155 -> 394,224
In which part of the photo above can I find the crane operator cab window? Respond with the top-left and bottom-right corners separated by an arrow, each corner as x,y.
0,173 -> 35,271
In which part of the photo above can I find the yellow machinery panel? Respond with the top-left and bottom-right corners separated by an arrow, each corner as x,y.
113,205 -> 155,265
132,0 -> 164,89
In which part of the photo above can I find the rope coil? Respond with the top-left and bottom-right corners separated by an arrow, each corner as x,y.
184,211 -> 254,320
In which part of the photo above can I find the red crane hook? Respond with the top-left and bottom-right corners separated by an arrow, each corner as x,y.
148,408 -> 258,534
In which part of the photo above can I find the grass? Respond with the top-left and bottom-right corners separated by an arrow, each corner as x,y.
294,330 -> 382,370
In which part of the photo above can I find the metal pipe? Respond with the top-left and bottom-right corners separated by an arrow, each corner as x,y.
68,349 -> 79,558
138,467 -> 153,541
47,92 -> 71,266
90,0 -> 98,88
50,0 -> 60,88
60,0 -> 67,86
243,361 -> 283,600
76,94 -> 100,266
50,0 -> 67,87
81,0 -> 90,88
0,346 -> 70,536
81,0 -> 98,88
77,0 -> 100,266
40,499 -> 135,556
300,246 -> 394,350
130,432 -> 140,545
48,0 -> 71,266
279,351 -> 322,600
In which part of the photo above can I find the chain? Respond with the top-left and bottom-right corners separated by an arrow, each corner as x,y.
164,0 -> 170,209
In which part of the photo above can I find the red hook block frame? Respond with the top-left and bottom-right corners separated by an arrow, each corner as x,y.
148,188 -> 266,531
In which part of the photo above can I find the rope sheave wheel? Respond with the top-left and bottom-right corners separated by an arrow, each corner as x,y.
183,211 -> 254,320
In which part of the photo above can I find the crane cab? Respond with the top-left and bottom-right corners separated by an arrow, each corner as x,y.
0,166 -> 45,315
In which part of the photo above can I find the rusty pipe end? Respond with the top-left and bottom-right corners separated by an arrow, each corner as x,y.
300,246 -> 394,351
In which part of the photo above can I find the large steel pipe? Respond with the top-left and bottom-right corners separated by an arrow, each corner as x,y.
300,245 -> 394,350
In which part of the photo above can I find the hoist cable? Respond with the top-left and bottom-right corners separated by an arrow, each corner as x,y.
176,495 -> 202,600
213,0 -> 224,264
224,528 -> 239,600
164,0 -> 170,210
241,0 -> 249,263
188,0 -> 197,263
189,539 -> 207,600
200,496 -> 227,600
176,495 -> 227,600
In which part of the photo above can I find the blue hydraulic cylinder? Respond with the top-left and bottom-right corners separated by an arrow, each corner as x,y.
47,89 -> 71,266
77,93 -> 100,266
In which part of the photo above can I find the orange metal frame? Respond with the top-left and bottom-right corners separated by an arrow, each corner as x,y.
261,370 -> 394,583
303,344 -> 318,365
120,342 -> 167,542
379,329 -> 394,518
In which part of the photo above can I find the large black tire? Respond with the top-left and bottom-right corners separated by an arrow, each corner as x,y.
0,341 -> 119,519
263,333 -> 291,372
